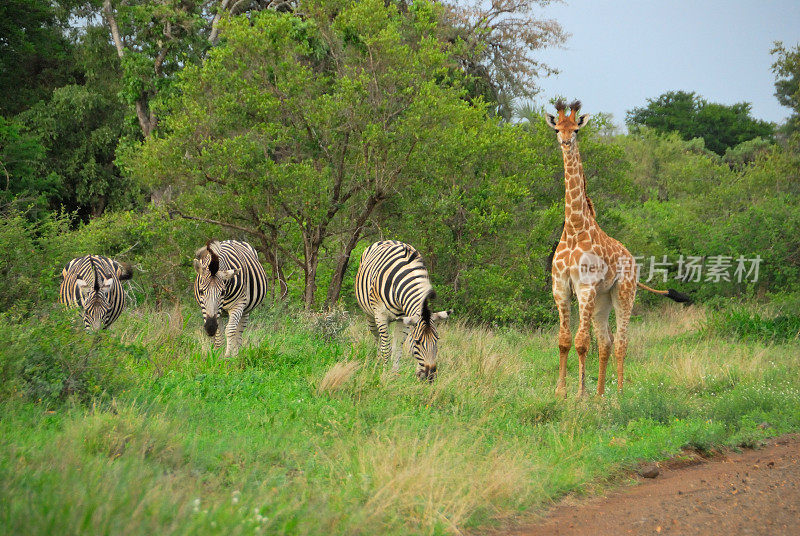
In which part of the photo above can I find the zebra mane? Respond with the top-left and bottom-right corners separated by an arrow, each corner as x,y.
421,288 -> 436,325
90,256 -> 100,291
195,240 -> 223,275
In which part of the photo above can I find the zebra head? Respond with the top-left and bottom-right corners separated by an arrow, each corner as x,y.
402,307 -> 452,382
76,277 -> 114,330
194,241 -> 235,337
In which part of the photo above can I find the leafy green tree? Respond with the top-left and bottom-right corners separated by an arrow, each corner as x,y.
125,0 -> 500,309
0,116 -> 59,215
0,0 -> 77,116
441,0 -> 566,119
18,84 -> 141,218
771,41 -> 800,135
626,90 -> 774,155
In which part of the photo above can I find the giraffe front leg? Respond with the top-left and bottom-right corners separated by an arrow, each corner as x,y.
553,279 -> 572,399
574,285 -> 597,398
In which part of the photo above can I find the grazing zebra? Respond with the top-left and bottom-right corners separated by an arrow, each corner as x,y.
193,240 -> 268,358
355,240 -> 451,381
60,255 -> 133,330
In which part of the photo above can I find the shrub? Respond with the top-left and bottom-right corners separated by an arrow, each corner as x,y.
0,310 -> 138,407
706,306 -> 800,343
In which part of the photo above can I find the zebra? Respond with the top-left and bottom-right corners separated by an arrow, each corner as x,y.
59,255 -> 133,330
355,240 -> 451,381
193,240 -> 268,358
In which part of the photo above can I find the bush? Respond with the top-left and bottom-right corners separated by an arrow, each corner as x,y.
0,310 -> 138,407
706,306 -> 800,343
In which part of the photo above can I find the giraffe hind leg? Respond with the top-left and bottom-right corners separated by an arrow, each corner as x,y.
611,280 -> 636,393
592,292 -> 613,396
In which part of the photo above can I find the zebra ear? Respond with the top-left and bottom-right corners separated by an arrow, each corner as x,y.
431,310 -> 452,322
402,315 -> 421,326
218,269 -> 235,282
76,279 -> 90,296
193,258 -> 201,273
100,278 -> 114,293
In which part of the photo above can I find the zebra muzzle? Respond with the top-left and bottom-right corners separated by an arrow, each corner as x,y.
204,317 -> 218,337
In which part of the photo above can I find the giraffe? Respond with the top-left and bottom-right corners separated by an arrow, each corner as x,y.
545,100 -> 690,397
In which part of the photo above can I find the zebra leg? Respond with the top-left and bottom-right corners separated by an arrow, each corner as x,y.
234,312 -> 249,356
391,321 -> 409,373
224,306 -> 246,358
366,316 -> 380,346
374,314 -> 391,364
213,319 -> 225,351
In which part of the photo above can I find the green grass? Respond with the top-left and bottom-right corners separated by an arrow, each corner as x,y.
2,303 -> 800,535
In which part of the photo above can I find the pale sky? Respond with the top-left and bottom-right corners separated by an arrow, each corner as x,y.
528,0 -> 800,128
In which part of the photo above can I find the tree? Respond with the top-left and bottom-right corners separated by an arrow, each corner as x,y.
125,0 -> 495,309
626,90 -> 774,155
0,116 -> 58,216
98,0 -> 301,138
0,0 -> 77,116
440,0 -> 566,119
771,41 -> 800,136
18,84 -> 141,218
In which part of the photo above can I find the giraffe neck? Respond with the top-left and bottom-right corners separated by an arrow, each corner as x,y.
561,144 -> 594,236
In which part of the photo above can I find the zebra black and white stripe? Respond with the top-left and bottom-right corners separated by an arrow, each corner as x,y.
355,240 -> 451,381
59,255 -> 133,330
193,240 -> 268,357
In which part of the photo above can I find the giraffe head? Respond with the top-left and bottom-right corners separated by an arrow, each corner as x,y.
545,100 -> 590,149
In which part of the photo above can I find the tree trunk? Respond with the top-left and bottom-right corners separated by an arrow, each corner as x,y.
324,194 -> 383,307
256,239 -> 288,302
103,0 -> 156,138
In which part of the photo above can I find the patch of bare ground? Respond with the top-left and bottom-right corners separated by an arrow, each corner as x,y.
492,434 -> 800,536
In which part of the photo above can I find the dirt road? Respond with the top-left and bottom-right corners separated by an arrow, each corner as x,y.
502,434 -> 800,536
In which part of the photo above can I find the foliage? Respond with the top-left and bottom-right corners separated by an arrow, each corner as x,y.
0,117 -> 58,215
17,84 -> 141,218
0,0 -> 77,116
0,310 -> 137,407
771,41 -> 800,136
626,90 -> 775,155
706,302 -> 800,343
0,209 -> 71,314
125,0 -> 510,309
440,0 -> 567,118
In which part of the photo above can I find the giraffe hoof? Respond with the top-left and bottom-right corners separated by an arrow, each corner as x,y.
554,386 -> 567,399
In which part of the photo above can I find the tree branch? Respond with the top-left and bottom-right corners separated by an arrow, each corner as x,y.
103,0 -> 125,58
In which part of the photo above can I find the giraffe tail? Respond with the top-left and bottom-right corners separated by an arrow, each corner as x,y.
636,282 -> 693,304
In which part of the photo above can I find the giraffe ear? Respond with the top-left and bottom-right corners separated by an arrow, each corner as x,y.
576,114 -> 590,129
545,113 -> 558,130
